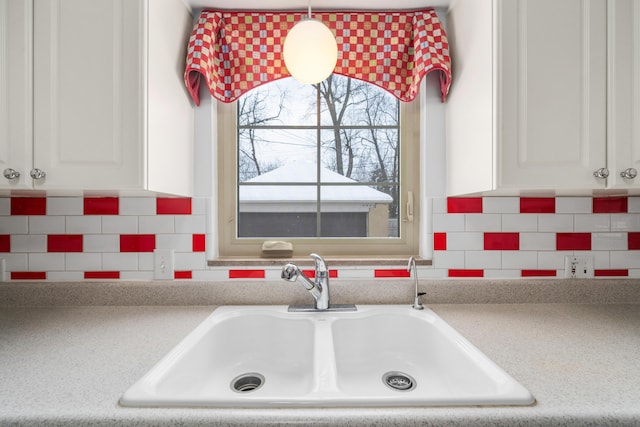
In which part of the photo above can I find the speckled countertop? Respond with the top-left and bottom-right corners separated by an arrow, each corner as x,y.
1,280 -> 640,426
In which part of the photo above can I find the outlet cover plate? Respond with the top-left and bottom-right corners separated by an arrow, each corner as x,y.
154,249 -> 175,280
564,256 -> 594,278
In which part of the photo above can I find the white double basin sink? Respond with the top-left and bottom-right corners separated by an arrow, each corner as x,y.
120,305 -> 534,407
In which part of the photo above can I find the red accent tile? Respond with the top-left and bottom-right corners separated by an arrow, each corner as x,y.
0,235 -> 10,252
628,232 -> 640,250
192,234 -> 206,252
556,233 -> 591,251
11,197 -> 46,215
374,269 -> 411,278
47,235 -> 83,252
302,270 -> 338,278
120,234 -> 156,252
447,197 -> 483,213
229,269 -> 265,279
522,270 -> 557,277
174,271 -> 193,279
595,269 -> 628,277
11,272 -> 47,280
156,197 -> 192,215
84,271 -> 120,279
84,197 -> 119,215
484,232 -> 519,250
448,269 -> 484,278
520,197 -> 555,213
434,232 -> 447,250
593,197 -> 628,213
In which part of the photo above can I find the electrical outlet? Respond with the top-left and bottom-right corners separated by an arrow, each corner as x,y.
564,256 -> 594,278
154,249 -> 175,280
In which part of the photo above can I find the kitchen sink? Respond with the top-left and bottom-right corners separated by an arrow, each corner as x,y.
120,305 -> 534,407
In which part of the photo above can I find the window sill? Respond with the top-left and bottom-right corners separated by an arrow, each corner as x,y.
208,257 -> 432,267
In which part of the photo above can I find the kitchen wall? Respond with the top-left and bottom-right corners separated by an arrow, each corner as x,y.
1,194 -> 638,280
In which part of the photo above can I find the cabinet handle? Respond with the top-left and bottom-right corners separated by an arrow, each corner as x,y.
593,168 -> 609,179
30,168 -> 47,180
3,168 -> 21,180
620,168 -> 638,180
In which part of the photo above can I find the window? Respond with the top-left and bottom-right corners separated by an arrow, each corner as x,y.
218,75 -> 420,257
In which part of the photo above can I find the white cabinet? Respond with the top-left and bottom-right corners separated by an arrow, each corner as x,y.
446,0 -> 639,195
0,0 -> 32,190
1,0 -> 194,196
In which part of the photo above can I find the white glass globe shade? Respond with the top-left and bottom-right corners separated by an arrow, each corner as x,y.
283,19 -> 338,84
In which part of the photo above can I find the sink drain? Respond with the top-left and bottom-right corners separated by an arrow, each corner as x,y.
231,373 -> 265,393
382,371 -> 416,391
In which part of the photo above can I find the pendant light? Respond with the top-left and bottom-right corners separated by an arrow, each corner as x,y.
283,1 -> 338,84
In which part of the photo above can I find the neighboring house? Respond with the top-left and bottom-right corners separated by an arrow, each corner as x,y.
239,161 -> 393,237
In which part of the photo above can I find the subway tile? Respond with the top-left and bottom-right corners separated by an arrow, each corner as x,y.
48,271 -> 84,281
11,197 -> 46,215
611,214 -> 640,231
102,253 -> 139,271
47,235 -> 83,252
520,197 -> 555,213
592,233 -> 627,251
102,216 -> 138,234
138,253 -> 154,271
139,216 -> 175,234
432,213 -> 465,232
502,251 -> 538,269
521,269 -> 557,277
47,197 -> 83,215
191,197 -> 208,215
175,215 -> 207,233
229,269 -> 265,279
2,253 -> 28,271
0,235 -> 9,252
83,235 -> 119,253
12,271 -> 47,280
10,235 -> 46,253
65,253 -> 102,271
538,251 -> 573,269
157,197 -> 192,215
175,252 -> 207,271
593,197 -> 628,214
629,232 -> 640,250
520,233 -> 556,251
374,269 -> 411,278
629,197 -> 640,213
556,233 -> 591,250
192,234 -> 206,252
0,198 -> 10,215
431,197 -> 448,214
447,197 -> 482,213
556,197 -> 592,214
84,271 -> 121,279
574,214 -> 610,232
120,271 -> 154,280
66,216 -> 102,234
28,253 -> 65,271
484,269 -> 520,278
594,269 -> 628,277
482,197 -> 519,214
0,216 -> 28,234
120,235 -> 156,252
484,232 -> 519,250
174,271 -> 193,279
29,216 -> 65,234
433,232 -> 446,250
465,251 -> 501,269
84,197 -> 119,215
502,214 -> 538,232
466,214 -> 501,232
538,214 -> 574,232
156,234 -> 192,252
445,232 -> 484,251
119,197 -> 156,216
611,251 -> 640,269
192,269 -> 228,280
448,269 -> 483,277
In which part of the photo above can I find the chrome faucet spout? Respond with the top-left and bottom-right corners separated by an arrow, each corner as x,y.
408,256 -> 425,310
281,254 -> 331,310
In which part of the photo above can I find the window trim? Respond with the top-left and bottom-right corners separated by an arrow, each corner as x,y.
216,84 -> 421,258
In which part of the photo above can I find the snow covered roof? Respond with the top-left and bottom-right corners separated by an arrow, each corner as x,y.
239,161 -> 393,204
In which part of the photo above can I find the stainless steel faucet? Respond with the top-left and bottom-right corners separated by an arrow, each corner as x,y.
407,256 -> 425,310
282,253 -> 330,310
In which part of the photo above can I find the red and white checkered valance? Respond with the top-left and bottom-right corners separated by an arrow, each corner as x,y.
184,9 -> 451,105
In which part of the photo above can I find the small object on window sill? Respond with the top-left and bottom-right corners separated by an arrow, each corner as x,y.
261,241 -> 293,258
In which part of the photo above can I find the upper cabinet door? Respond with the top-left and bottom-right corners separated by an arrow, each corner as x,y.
608,0 -> 640,189
497,0 -> 608,191
0,0 -> 33,190
32,0 -> 144,190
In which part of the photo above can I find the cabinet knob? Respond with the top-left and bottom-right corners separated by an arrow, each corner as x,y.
620,168 -> 638,180
30,168 -> 47,180
3,168 -> 21,180
593,168 -> 609,179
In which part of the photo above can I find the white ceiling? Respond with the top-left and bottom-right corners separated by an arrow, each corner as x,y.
185,0 -> 451,11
